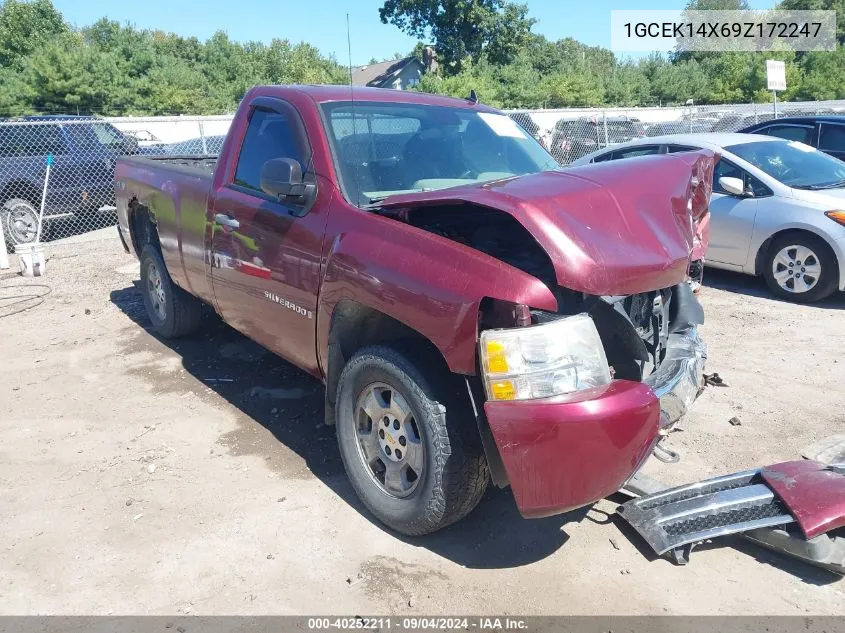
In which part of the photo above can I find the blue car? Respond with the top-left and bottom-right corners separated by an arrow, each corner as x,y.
0,115 -> 138,249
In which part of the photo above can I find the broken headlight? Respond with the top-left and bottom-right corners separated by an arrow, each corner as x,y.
479,313 -> 612,401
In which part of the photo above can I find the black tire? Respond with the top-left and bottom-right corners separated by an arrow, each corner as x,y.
335,345 -> 489,536
763,232 -> 839,303
2,198 -> 39,252
139,244 -> 203,338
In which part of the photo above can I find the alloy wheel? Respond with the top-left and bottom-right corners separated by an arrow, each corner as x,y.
146,261 -> 167,321
771,244 -> 821,294
354,382 -> 424,498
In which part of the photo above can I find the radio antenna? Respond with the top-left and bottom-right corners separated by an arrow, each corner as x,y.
346,13 -> 361,206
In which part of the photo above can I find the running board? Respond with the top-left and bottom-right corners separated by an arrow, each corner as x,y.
618,469 -> 794,564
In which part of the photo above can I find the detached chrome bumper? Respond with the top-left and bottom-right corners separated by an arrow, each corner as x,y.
644,326 -> 707,429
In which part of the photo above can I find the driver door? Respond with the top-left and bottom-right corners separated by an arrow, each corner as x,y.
707,158 -> 764,267
209,99 -> 328,375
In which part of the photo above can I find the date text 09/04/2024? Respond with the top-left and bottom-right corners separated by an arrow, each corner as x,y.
307,617 -> 528,630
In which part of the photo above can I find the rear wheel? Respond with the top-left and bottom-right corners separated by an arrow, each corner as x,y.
763,233 -> 838,303
1,199 -> 39,252
139,244 -> 204,338
335,345 -> 488,535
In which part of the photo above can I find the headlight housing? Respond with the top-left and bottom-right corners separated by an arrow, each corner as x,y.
479,313 -> 612,401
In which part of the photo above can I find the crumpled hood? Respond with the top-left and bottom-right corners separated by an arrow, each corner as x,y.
380,150 -> 716,296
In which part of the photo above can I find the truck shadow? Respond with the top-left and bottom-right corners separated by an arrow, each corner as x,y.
109,282 -> 578,569
703,267 -> 845,310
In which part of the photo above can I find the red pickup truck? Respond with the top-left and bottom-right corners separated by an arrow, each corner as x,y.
115,85 -> 714,535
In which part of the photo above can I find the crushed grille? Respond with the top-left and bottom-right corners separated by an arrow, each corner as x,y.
662,501 -> 790,537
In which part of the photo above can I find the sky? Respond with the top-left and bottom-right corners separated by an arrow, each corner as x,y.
51,0 -> 775,66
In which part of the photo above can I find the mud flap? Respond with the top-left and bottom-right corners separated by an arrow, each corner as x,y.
618,463 -> 845,575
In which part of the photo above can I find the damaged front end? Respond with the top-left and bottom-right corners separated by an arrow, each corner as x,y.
373,151 -> 716,518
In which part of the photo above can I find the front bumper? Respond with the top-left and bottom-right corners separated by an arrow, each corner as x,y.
644,326 -> 707,430
484,326 -> 706,519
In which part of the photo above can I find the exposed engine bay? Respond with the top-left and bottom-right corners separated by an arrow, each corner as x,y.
398,203 -> 703,383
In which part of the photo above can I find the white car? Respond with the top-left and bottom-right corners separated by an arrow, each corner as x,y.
570,133 -> 845,302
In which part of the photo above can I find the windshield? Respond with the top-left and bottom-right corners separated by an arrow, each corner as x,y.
726,140 -> 845,189
64,121 -> 130,151
321,101 -> 559,206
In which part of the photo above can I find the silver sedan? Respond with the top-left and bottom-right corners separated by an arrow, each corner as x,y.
570,133 -> 845,302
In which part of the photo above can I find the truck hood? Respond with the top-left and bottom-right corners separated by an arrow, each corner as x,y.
380,150 -> 716,296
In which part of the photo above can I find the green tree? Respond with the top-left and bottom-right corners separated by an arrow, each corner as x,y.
795,48 -> 845,99
778,0 -> 845,44
21,32 -> 126,114
604,63 -> 652,106
684,0 -> 750,9
0,0 -> 67,70
378,0 -> 534,73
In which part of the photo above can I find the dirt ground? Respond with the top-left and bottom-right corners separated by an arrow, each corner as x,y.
1,229 -> 843,616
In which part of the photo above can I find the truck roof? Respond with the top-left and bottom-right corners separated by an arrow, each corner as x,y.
250,84 -> 499,111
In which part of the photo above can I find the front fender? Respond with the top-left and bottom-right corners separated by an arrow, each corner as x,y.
316,223 -> 558,376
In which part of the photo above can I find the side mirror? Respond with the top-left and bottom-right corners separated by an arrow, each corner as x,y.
260,157 -> 304,200
718,176 -> 747,197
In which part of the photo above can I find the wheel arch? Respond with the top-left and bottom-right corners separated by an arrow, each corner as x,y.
753,226 -> 840,277
127,199 -> 160,256
1,180 -> 41,206
322,299 -> 510,488
323,300 -> 448,427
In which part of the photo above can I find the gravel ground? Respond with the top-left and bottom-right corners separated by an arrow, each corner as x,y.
0,229 -> 843,615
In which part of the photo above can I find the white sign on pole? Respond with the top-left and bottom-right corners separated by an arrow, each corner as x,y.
766,60 -> 786,91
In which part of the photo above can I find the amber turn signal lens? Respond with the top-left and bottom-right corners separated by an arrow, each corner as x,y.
485,341 -> 509,374
825,210 -> 845,227
490,381 -> 516,401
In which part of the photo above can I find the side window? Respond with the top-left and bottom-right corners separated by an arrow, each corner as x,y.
745,173 -> 771,197
611,145 -> 660,160
713,159 -> 771,197
713,159 -> 743,194
234,108 -> 306,193
591,151 -> 614,163
0,124 -> 66,156
760,124 -> 814,145
28,124 -> 67,155
819,124 -> 845,153
667,145 -> 697,153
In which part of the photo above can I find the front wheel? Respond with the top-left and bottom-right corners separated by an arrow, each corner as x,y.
763,233 -> 839,303
335,345 -> 489,536
1,199 -> 39,252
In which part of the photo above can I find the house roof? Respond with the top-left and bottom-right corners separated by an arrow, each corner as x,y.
351,57 -> 419,87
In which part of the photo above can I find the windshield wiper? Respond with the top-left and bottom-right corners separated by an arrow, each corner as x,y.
793,179 -> 845,190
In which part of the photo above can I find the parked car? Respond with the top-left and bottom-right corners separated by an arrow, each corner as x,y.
645,120 -> 712,137
570,133 -> 845,303
739,115 -> 845,161
122,129 -> 164,148
140,135 -> 226,156
549,116 -> 642,164
0,115 -> 138,250
115,85 -> 713,535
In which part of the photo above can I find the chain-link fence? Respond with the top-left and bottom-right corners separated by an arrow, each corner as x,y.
2,100 -> 845,251
0,115 -> 233,251
507,99 -> 845,167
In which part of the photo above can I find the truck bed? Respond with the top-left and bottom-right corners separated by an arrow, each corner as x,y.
126,154 -> 218,174
115,154 -> 217,304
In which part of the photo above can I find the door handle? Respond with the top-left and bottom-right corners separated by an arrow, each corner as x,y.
214,213 -> 240,229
